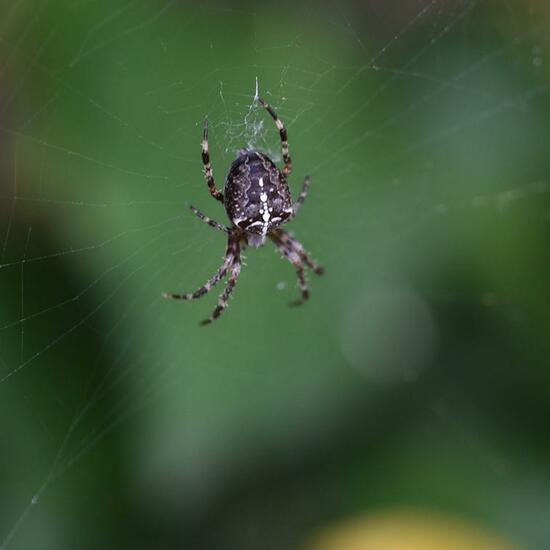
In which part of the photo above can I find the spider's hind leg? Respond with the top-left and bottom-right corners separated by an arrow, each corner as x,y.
258,97 -> 292,177
201,118 -> 224,203
292,176 -> 311,218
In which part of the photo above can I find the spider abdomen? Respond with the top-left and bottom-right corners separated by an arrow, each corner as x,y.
224,150 -> 292,242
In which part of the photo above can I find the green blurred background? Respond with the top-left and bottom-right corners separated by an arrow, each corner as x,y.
1,1 -> 550,548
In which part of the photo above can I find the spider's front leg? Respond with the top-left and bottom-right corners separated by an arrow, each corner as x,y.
272,228 -> 324,275
201,118 -> 224,203
270,232 -> 309,306
162,236 -> 235,301
201,239 -> 242,324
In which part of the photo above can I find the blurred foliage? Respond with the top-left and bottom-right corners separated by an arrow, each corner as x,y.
307,511 -> 520,550
1,1 -> 550,549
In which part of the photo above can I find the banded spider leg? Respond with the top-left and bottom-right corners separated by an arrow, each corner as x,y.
259,98 -> 292,177
270,229 -> 323,306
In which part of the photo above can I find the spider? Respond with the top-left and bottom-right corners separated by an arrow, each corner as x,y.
163,97 -> 323,325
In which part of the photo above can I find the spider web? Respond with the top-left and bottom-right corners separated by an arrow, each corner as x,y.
1,1 -> 550,548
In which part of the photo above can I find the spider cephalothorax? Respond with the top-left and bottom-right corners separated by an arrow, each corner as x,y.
163,97 -> 323,324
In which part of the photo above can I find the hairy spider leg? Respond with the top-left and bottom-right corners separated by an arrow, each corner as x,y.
258,98 -> 292,177
189,205 -> 229,233
201,240 -> 242,324
202,118 -> 224,203
162,237 -> 235,301
271,228 -> 324,275
292,176 -> 310,218
270,233 -> 309,306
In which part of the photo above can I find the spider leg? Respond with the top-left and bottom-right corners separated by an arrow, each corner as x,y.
270,233 -> 309,306
292,175 -> 310,217
272,228 -> 324,275
258,97 -> 292,177
189,205 -> 229,233
162,236 -> 235,301
201,240 -> 242,325
201,118 -> 224,203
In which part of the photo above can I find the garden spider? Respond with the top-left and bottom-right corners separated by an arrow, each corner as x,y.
163,98 -> 323,324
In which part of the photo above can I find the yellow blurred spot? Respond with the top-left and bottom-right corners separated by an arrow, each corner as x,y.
305,510 -> 521,550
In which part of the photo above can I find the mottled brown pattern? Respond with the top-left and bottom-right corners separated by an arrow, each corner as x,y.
224,151 -> 292,236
